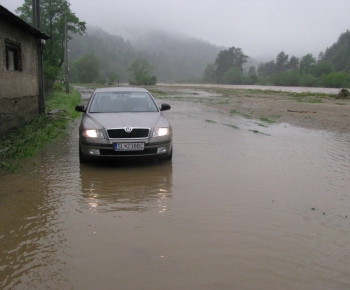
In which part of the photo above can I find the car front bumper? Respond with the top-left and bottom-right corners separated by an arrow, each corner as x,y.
80,140 -> 172,159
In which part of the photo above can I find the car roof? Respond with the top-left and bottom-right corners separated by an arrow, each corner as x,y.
93,87 -> 150,93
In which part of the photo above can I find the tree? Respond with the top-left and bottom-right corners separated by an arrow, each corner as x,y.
275,51 -> 289,72
16,0 -> 86,80
202,64 -> 216,83
323,30 -> 350,72
223,67 -> 243,84
300,53 -> 316,75
258,60 -> 275,76
287,56 -> 299,71
128,59 -> 157,85
109,72 -> 119,85
312,60 -> 334,77
214,47 -> 248,83
248,66 -> 257,75
71,53 -> 100,83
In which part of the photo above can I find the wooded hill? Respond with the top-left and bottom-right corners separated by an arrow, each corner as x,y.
68,26 -> 225,83
69,26 -> 350,87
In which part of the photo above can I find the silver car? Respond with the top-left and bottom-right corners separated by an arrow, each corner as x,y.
75,87 -> 172,163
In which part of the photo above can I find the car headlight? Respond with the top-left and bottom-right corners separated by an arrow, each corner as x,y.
82,129 -> 104,138
153,127 -> 170,137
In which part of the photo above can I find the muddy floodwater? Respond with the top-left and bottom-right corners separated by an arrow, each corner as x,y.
1,93 -> 350,289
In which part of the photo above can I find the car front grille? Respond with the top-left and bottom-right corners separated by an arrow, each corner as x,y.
107,128 -> 150,138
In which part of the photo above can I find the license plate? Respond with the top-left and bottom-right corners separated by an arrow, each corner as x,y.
113,143 -> 145,151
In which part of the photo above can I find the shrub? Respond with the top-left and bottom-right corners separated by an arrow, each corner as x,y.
320,72 -> 350,88
242,74 -> 258,85
96,78 -> 106,84
223,67 -> 243,84
271,71 -> 301,86
300,74 -> 318,87
53,82 -> 65,92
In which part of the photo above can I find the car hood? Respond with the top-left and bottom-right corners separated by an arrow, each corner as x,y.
85,112 -> 162,129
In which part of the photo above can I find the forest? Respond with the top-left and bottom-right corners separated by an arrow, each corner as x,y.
68,26 -> 224,84
14,0 -> 350,87
253,30 -> 350,88
69,27 -> 350,88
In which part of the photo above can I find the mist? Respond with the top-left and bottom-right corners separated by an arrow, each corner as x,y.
2,0 -> 350,59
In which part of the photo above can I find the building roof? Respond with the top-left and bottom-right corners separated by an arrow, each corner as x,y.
0,5 -> 50,40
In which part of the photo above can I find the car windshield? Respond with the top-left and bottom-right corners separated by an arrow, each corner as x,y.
89,92 -> 159,113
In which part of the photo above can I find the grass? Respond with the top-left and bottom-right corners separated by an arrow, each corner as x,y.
205,119 -> 217,123
294,97 -> 323,103
0,85 -> 81,172
249,129 -> 270,136
224,124 -> 239,129
259,114 -> 281,124
256,122 -> 268,127
230,109 -> 252,119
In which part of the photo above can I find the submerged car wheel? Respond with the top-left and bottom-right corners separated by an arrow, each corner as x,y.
163,147 -> 173,161
79,145 -> 89,163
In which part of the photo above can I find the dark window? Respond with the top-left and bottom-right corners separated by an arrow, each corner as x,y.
5,40 -> 22,71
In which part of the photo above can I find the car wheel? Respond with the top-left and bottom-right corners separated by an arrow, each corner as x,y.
79,145 -> 89,163
163,147 -> 172,161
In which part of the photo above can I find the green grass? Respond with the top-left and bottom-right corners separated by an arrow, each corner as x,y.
229,109 -> 252,119
224,124 -> 239,129
249,129 -> 270,136
205,119 -> 217,123
0,85 -> 81,172
294,97 -> 323,103
259,114 -> 281,124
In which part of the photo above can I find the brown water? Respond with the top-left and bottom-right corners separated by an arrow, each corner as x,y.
1,99 -> 350,289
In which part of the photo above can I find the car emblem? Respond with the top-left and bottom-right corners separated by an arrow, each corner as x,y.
124,127 -> 133,133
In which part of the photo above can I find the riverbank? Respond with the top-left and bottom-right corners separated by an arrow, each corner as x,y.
150,85 -> 350,133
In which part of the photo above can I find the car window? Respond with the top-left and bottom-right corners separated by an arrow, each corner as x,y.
89,92 -> 159,113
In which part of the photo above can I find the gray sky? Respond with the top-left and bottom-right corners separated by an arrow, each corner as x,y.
2,0 -> 349,59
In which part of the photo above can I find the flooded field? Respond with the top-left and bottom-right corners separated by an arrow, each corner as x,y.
1,90 -> 350,289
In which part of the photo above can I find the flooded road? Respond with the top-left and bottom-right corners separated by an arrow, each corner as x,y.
1,91 -> 350,289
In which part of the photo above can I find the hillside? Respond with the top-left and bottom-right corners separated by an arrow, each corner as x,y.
69,26 -> 225,83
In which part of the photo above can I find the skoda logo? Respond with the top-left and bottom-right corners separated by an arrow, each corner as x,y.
124,127 -> 133,133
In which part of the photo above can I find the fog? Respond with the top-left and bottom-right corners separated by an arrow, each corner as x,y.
2,0 -> 350,59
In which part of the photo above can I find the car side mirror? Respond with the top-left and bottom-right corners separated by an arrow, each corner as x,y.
160,103 -> 171,111
75,105 -> 86,112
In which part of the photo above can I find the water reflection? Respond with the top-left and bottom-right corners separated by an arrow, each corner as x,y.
0,163 -> 72,289
1,94 -> 350,289
79,160 -> 173,213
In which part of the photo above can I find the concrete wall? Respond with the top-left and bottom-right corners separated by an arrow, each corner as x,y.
0,17 -> 39,133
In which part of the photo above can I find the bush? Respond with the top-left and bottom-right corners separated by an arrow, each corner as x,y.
223,67 -> 243,84
271,71 -> 301,86
53,82 -> 65,92
96,78 -> 106,84
129,74 -> 157,85
320,72 -> 350,88
312,60 -> 335,77
300,74 -> 318,87
242,74 -> 258,85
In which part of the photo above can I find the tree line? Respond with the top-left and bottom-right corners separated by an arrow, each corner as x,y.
15,0 -> 350,88
15,0 -> 221,85
203,30 -> 350,88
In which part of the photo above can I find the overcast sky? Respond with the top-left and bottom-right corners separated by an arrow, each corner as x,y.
2,0 -> 349,59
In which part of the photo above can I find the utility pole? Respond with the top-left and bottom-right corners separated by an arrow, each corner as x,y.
33,0 -> 45,114
64,16 -> 69,94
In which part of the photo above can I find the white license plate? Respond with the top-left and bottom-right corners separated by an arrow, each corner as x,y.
113,143 -> 145,151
